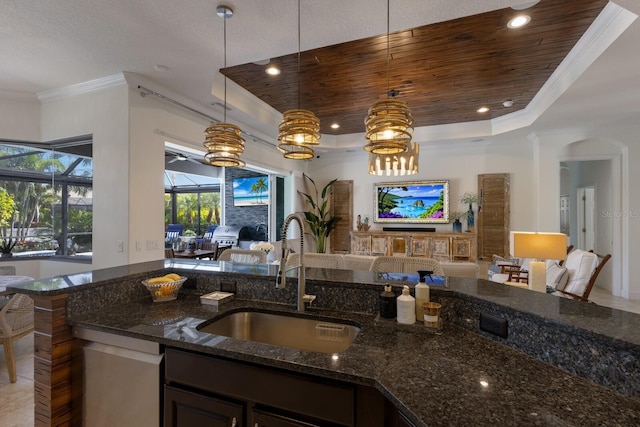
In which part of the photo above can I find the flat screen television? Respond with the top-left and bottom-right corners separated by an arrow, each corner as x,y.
374,180 -> 449,223
232,175 -> 269,206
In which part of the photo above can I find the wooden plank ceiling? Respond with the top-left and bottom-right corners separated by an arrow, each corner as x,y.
222,0 -> 607,136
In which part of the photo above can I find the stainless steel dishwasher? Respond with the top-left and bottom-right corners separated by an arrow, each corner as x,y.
74,327 -> 163,427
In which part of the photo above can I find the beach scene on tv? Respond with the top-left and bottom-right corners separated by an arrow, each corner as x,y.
232,176 -> 269,206
376,183 -> 446,221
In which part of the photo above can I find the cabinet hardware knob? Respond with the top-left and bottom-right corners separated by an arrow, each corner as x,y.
231,417 -> 237,427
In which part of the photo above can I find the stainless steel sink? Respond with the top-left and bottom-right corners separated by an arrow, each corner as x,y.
198,311 -> 360,353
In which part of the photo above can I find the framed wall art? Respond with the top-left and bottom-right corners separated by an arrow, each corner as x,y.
374,180 -> 449,224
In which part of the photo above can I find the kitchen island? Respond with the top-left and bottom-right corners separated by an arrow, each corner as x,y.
9,258 -> 640,426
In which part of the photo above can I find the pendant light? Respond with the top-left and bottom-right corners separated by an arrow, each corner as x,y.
364,0 -> 414,155
277,0 -> 320,160
203,5 -> 246,168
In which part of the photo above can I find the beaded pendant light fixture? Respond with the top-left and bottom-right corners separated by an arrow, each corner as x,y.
277,0 -> 320,160
364,0 -> 414,156
203,5 -> 246,168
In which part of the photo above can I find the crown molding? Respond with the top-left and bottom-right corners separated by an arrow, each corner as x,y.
36,73 -> 127,103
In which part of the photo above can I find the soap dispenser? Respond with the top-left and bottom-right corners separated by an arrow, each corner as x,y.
396,285 -> 416,324
379,284 -> 397,319
414,277 -> 430,321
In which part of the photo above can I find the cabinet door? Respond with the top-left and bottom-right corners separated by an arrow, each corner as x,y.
371,235 -> 389,256
451,237 -> 471,261
252,407 -> 321,427
410,237 -> 430,257
431,237 -> 451,261
165,385 -> 244,427
391,237 -> 407,257
351,234 -> 371,255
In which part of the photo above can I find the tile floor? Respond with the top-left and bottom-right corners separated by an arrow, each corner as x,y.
0,283 -> 639,424
0,331 -> 34,426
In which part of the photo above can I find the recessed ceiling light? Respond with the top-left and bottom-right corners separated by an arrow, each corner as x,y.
503,100 -> 514,108
477,106 -> 490,113
253,58 -> 270,66
265,66 -> 280,76
508,14 -> 531,29
330,123 -> 340,129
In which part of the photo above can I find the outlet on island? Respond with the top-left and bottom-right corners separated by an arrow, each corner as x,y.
479,312 -> 508,338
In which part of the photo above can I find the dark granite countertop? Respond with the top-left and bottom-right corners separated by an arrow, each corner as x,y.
70,290 -> 640,427
10,258 -> 640,425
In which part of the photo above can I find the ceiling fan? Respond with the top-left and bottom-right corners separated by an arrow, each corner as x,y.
166,151 -> 202,164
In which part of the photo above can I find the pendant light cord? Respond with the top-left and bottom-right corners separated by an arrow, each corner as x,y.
223,10 -> 228,123
386,0 -> 390,99
297,0 -> 301,110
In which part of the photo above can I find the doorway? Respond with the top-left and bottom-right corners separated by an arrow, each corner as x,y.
576,186 -> 595,250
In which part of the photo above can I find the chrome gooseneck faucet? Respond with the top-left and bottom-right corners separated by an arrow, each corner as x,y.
276,213 -> 315,312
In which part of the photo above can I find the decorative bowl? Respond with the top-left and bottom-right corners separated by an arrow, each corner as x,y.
142,277 -> 187,302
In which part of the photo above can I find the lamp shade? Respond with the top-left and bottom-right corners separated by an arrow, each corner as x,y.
510,231 -> 567,260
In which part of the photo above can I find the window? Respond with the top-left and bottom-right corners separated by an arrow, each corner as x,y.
0,137 -> 92,257
164,171 -> 221,236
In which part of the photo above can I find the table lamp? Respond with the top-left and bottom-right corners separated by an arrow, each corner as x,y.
510,231 -> 567,293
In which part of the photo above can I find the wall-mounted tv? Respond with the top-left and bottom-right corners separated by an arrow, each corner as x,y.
374,180 -> 449,223
232,175 -> 269,206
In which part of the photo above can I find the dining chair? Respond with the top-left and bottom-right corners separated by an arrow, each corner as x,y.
0,293 -> 34,383
198,241 -> 219,260
164,248 -> 175,258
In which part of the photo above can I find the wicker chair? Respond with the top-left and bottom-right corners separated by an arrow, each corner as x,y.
218,249 -> 267,264
286,253 -> 345,269
370,256 -> 444,275
0,294 -> 34,383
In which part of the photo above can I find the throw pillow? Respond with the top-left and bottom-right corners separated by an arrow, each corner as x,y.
546,262 -> 568,290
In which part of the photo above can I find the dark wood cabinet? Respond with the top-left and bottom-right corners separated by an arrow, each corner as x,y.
164,347 -> 416,427
165,385 -> 244,427
164,348 -> 355,427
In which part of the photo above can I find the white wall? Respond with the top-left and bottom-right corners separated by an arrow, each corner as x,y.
0,90 -> 40,141
40,84 -> 130,270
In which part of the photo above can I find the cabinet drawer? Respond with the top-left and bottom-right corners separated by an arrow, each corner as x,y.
166,348 -> 355,426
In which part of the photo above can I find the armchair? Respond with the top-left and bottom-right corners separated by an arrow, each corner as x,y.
552,249 -> 611,301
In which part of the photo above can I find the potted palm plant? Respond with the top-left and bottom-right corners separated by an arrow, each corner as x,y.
299,173 -> 341,253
